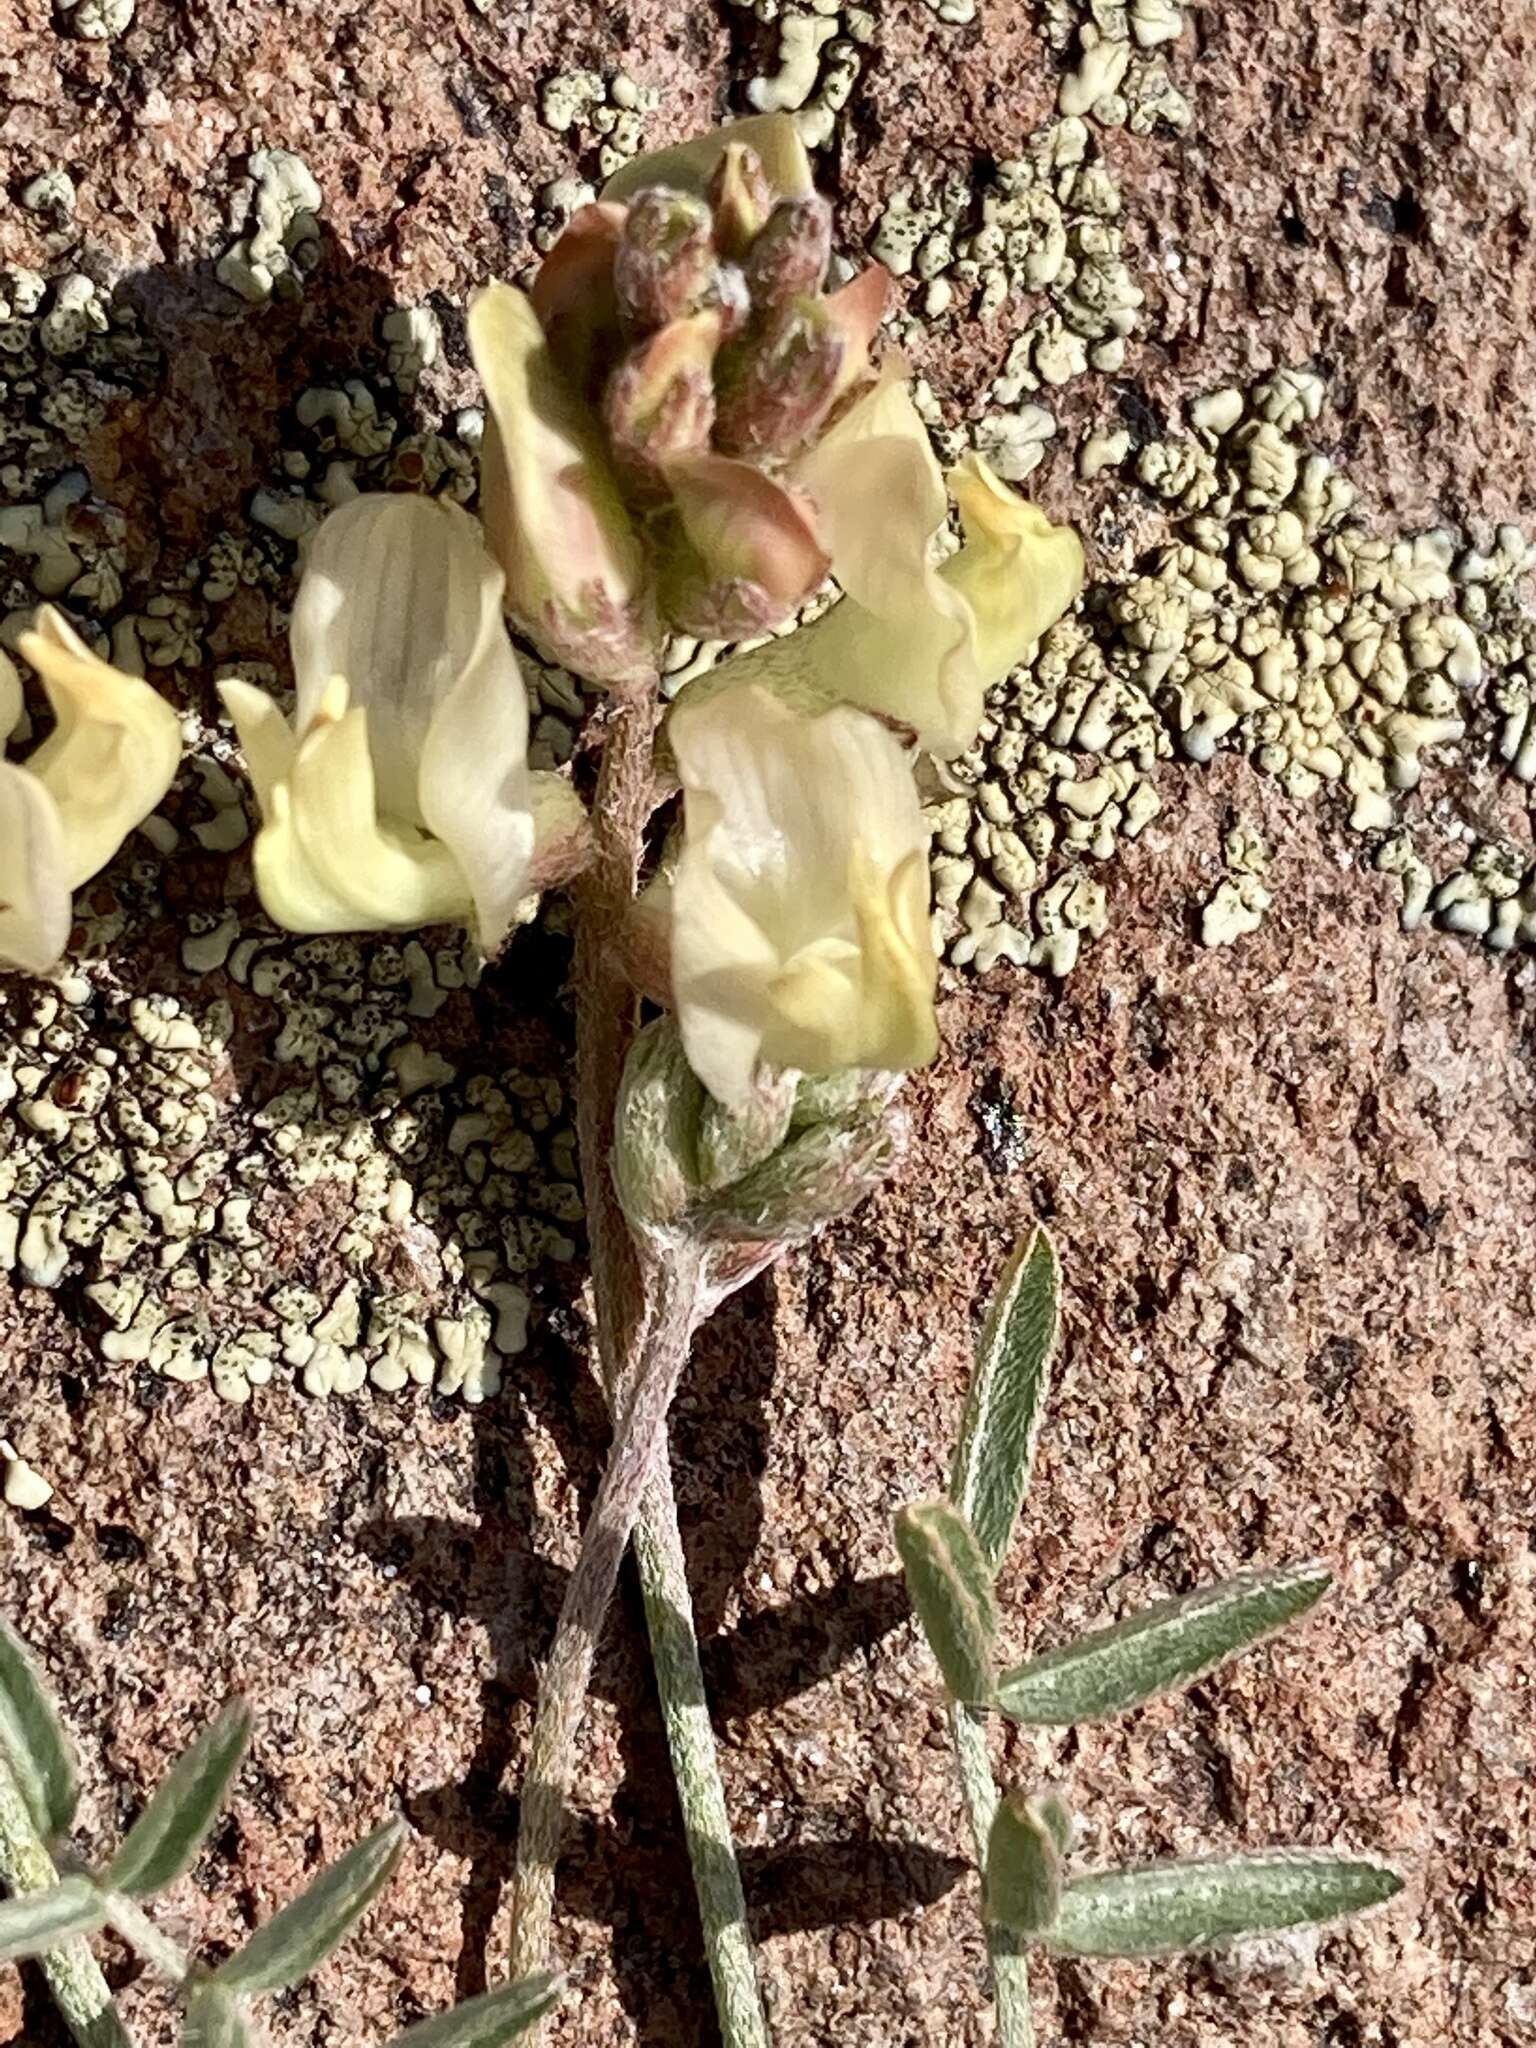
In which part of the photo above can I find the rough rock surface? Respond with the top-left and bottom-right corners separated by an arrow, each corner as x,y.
844,0 -> 1536,536
2,4 -> 1535,2048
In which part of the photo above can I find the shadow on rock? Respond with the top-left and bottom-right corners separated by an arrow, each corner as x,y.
366,1272 -> 927,2044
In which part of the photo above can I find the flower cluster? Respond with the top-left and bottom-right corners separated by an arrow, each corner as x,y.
468,114 -> 887,682
0,119 -> 1091,2048
2,113 -> 1085,1139
469,114 -> 1084,757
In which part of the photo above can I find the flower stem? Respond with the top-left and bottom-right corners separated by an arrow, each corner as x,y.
0,1752 -> 134,2048
509,678 -> 769,2045
508,1243 -> 704,1983
949,1703 -> 1035,2048
632,1460 -> 769,2048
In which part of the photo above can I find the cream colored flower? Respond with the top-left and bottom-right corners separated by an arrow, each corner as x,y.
220,493 -> 580,951
677,372 -> 1087,758
669,681 -> 938,1108
468,282 -> 656,686
1,609 -> 182,974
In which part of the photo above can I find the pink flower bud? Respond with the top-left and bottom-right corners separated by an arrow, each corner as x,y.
530,201 -> 627,394
743,196 -> 833,307
708,141 -> 775,257
468,283 -> 656,688
603,311 -> 721,501
659,453 -> 828,636
822,263 -> 893,405
614,189 -> 718,334
714,296 -> 845,459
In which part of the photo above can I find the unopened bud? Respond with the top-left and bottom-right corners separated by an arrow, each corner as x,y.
708,141 -> 774,257
612,1018 -> 906,1247
529,201 -> 627,393
701,262 -> 751,342
604,311 -> 721,500
658,452 -> 829,638
713,296 -> 846,459
695,1068 -> 798,1194
468,281 -> 655,687
611,1015 -> 707,1235
614,189 -> 718,333
743,196 -> 832,308
789,1067 -> 892,1130
694,1103 -> 905,1244
823,263 -> 893,403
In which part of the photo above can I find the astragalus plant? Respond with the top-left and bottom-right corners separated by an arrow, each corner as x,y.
0,1615 -> 557,2047
207,107 -> 1083,2048
896,1232 -> 1400,2046
0,110 -> 1401,2048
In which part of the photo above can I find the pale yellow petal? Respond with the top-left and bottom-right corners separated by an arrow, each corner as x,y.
941,453 -> 1086,685
250,778 -> 380,937
805,358 -> 945,520
0,650 -> 22,744
601,114 -> 814,207
241,679 -> 472,938
284,704 -> 472,934
670,683 -> 936,1106
416,605 -> 535,957
763,934 -> 865,1073
814,694 -> 936,881
846,843 -> 939,1071
671,696 -> 807,1107
218,679 -> 298,814
701,487 -> 974,756
468,282 -> 653,685
290,494 -> 511,822
778,367 -> 983,754
17,605 -> 182,888
0,759 -> 71,974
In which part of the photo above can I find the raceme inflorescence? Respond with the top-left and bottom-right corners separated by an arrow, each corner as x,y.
0,112 -> 1404,2048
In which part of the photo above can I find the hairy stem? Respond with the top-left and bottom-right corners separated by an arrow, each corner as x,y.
511,681 -> 768,2045
101,1895 -> 191,1988
949,1704 -> 1035,2048
508,1244 -> 704,1982
633,1462 -> 769,2048
0,1754 -> 133,2048
571,685 -> 658,1389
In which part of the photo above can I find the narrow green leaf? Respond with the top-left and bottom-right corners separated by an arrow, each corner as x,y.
215,1818 -> 406,1995
950,1229 -> 1059,1570
107,1701 -> 252,1899
894,1500 -> 997,1704
1046,1851 -> 1404,1957
985,1792 -> 1062,1934
995,1562 -> 1332,1726
181,1987 -> 251,2048
387,1973 -> 564,2047
0,1876 -> 104,1963
0,1613 -> 79,1839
